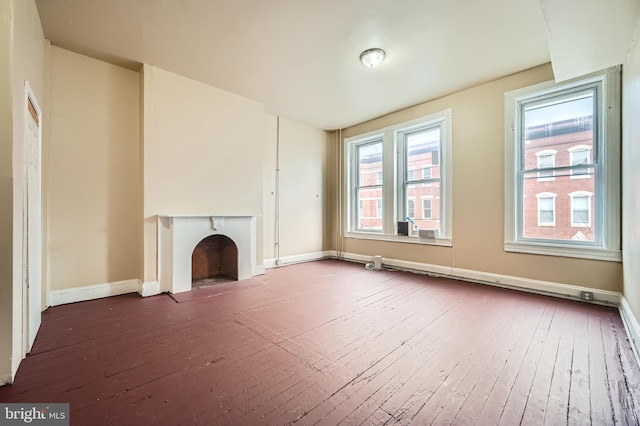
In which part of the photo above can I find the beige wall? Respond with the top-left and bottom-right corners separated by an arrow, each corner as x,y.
331,64 -> 622,291
142,65 -> 265,281
0,0 -> 46,382
0,0 -> 14,384
47,46 -> 140,290
622,40 -> 640,323
263,114 -> 326,261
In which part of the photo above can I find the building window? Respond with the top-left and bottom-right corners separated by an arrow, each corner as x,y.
376,199 -> 382,218
504,67 -> 621,261
536,150 -> 556,180
569,145 -> 592,178
345,109 -> 452,244
536,193 -> 556,226
407,199 -> 415,218
422,199 -> 433,219
570,192 -> 592,227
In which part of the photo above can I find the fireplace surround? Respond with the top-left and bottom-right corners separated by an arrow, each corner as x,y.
157,215 -> 257,294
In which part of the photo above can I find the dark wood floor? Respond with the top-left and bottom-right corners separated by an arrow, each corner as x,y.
1,259 -> 639,425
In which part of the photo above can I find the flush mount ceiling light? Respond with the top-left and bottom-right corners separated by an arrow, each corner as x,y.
360,48 -> 386,68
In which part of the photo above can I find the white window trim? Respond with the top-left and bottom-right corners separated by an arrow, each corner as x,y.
407,197 -> 416,218
535,150 -> 557,181
344,109 -> 453,246
349,135 -> 384,233
504,67 -> 621,262
422,198 -> 433,219
568,145 -> 592,180
536,192 -> 556,226
422,165 -> 433,179
569,191 -> 592,227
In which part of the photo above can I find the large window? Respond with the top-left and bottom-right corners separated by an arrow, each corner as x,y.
346,109 -> 452,245
399,125 -> 442,233
353,140 -> 383,231
504,68 -> 621,261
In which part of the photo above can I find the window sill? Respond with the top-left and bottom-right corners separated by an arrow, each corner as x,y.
504,241 -> 621,262
345,231 -> 453,247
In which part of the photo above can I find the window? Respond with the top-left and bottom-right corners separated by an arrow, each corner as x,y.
536,151 -> 556,180
504,67 -> 621,261
569,146 -> 592,178
345,109 -> 452,245
407,199 -> 415,218
402,125 -> 444,234
422,198 -> 432,219
422,166 -> 432,179
352,140 -> 383,231
536,193 -> 556,226
570,192 -> 592,227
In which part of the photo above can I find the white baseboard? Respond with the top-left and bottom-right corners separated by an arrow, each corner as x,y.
139,281 -> 160,297
264,251 -> 336,269
620,296 -> 640,365
48,279 -> 141,307
339,252 -> 621,306
253,265 -> 266,276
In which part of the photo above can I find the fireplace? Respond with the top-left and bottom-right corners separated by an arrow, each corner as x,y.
191,234 -> 238,288
157,215 -> 257,294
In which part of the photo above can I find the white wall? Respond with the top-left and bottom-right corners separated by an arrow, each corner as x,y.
0,0 -> 15,385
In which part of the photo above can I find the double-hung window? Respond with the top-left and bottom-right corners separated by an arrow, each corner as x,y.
504,68 -> 621,261
352,139 -> 383,232
345,109 -> 452,245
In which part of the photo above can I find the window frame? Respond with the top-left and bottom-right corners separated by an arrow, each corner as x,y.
344,109 -> 453,246
350,137 -> 384,233
504,67 -> 621,261
568,145 -> 592,179
407,198 -> 415,219
535,150 -> 556,181
536,193 -> 556,226
422,197 -> 433,220
570,191 -> 592,227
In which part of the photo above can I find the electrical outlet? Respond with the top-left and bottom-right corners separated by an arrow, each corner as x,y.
580,291 -> 593,301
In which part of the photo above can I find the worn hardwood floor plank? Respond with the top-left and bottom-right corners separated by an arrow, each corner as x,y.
0,259 -> 638,426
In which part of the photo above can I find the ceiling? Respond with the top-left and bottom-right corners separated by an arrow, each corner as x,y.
33,0 -> 638,130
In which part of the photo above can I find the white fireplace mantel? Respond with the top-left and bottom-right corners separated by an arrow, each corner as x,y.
157,215 -> 258,294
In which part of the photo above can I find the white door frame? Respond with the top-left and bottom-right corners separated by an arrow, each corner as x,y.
23,81 -> 42,355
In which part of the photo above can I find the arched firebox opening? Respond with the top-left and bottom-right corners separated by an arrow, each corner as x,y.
191,234 -> 238,288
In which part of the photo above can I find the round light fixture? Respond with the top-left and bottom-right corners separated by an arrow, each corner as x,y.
360,48 -> 386,68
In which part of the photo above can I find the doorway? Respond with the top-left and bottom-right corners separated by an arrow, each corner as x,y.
24,82 -> 42,353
